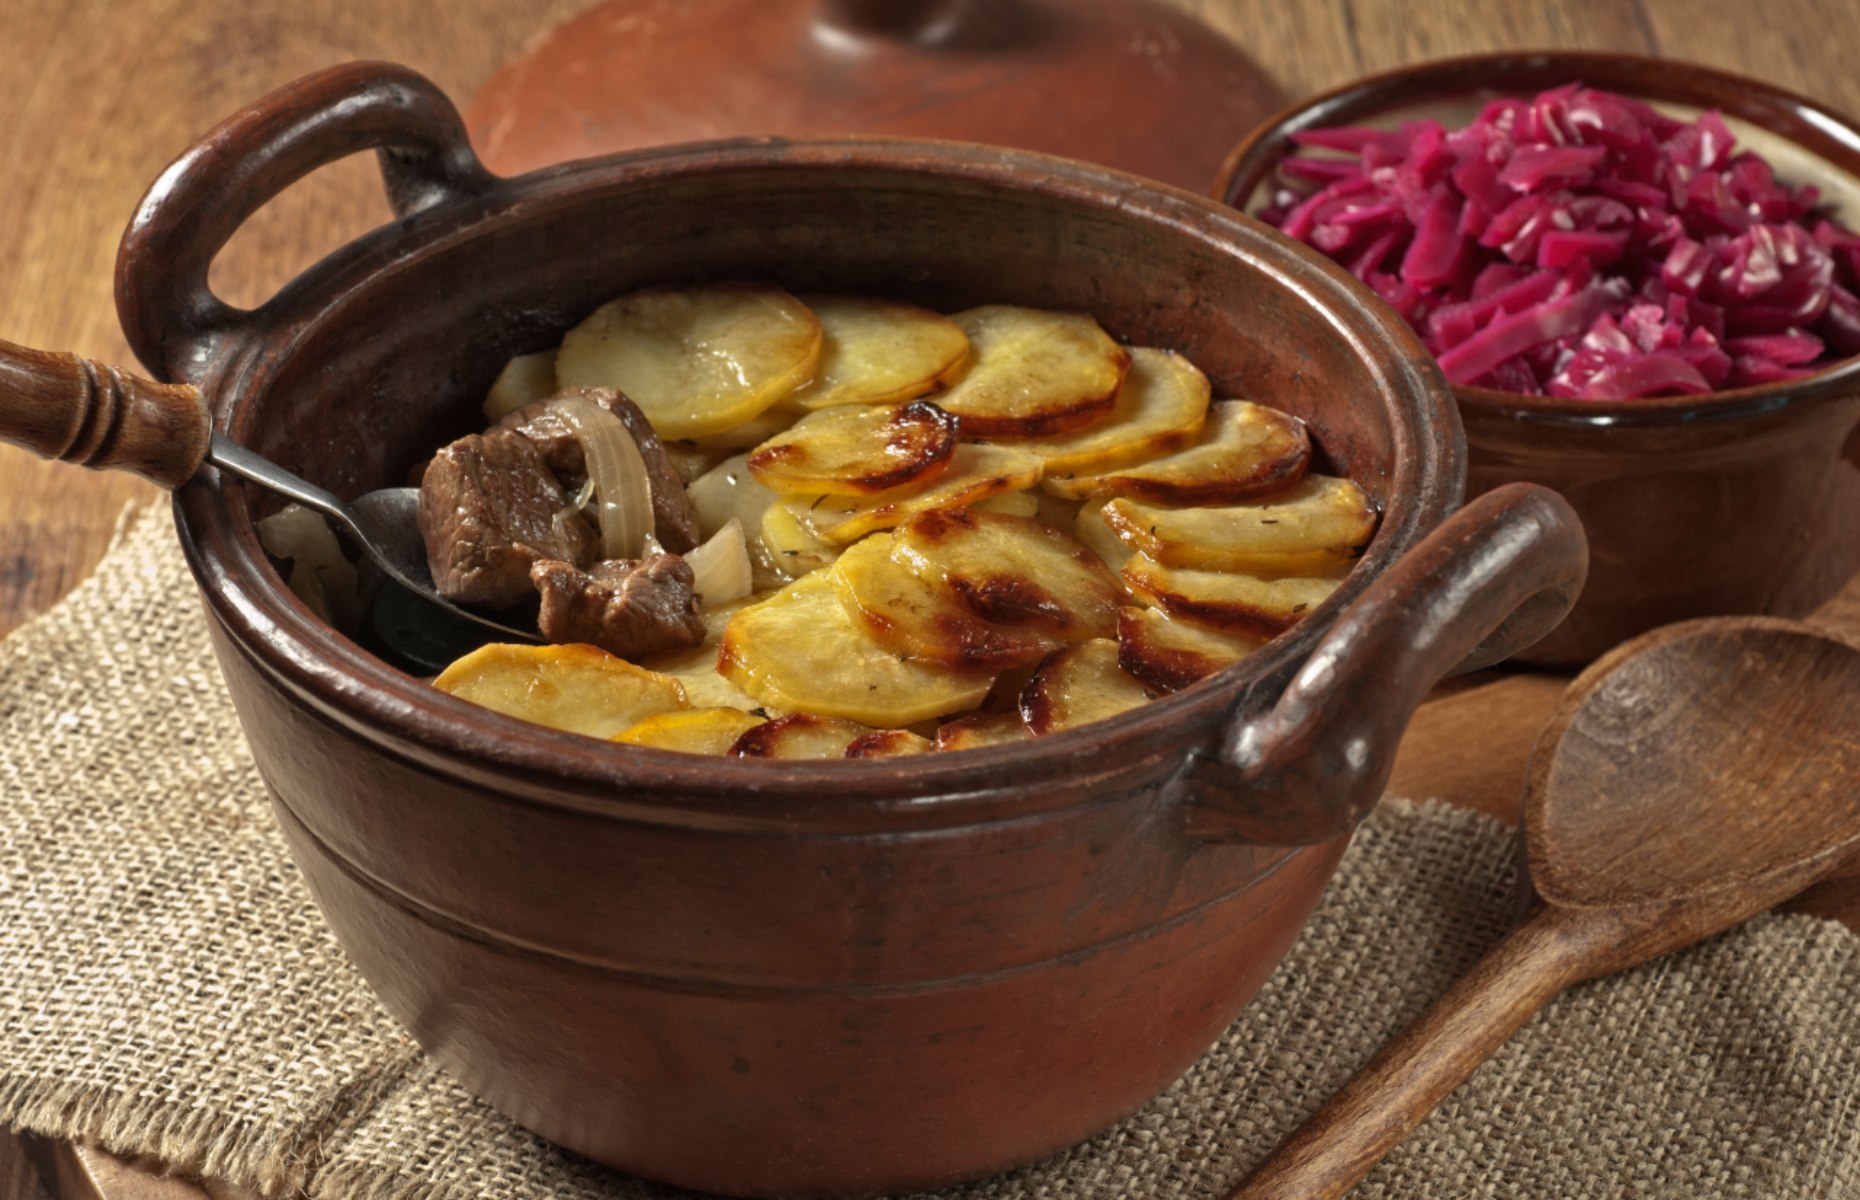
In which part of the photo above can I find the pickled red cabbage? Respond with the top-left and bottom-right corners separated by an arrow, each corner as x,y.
1257,85 -> 1860,398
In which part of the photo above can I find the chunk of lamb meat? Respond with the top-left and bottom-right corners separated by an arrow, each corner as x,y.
418,429 -> 595,608
530,555 -> 707,659
493,387 -> 702,553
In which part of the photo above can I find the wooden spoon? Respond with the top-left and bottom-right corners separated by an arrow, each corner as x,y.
1229,615 -> 1860,1200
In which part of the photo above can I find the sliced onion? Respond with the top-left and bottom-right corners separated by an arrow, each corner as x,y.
551,396 -> 653,560
684,518 -> 753,604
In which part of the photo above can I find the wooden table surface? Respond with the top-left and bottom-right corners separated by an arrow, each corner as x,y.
6,0 -> 1860,1197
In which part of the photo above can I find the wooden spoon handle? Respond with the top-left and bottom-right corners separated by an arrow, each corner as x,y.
0,338 -> 211,488
1227,906 -> 1591,1200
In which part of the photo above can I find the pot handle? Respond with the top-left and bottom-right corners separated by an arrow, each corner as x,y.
1176,483 -> 1587,846
115,61 -> 495,384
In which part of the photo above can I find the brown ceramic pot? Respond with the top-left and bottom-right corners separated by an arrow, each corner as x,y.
118,63 -> 1585,1197
1216,51 -> 1860,666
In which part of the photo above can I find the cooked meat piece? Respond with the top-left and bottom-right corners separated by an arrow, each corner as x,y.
531,554 -> 707,659
419,429 -> 595,608
493,387 -> 702,553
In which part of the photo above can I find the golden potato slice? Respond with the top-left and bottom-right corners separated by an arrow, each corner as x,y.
845,728 -> 936,758
1123,555 -> 1349,638
682,403 -> 803,453
1006,347 -> 1209,477
434,643 -> 687,738
788,295 -> 971,410
747,400 -> 959,496
759,500 -> 841,578
784,443 -> 1043,545
974,490 -> 1041,517
892,509 -> 1121,639
831,536 -> 1057,671
934,711 -> 1032,752
1102,474 -> 1377,575
1041,400 -> 1310,503
720,572 -> 994,724
1117,605 -> 1265,692
639,599 -> 765,711
1018,639 -> 1155,736
613,707 -> 767,755
481,350 -> 559,422
555,283 -> 822,440
730,713 -> 875,759
930,306 -> 1130,438
1073,498 -> 1133,574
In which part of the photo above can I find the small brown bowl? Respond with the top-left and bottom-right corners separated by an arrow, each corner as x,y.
119,64 -> 1584,1197
1217,51 -> 1860,665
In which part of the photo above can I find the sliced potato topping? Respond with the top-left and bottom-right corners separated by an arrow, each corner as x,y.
683,403 -> 805,453
1042,400 -> 1310,503
1123,555 -> 1349,638
1018,639 -> 1155,736
1005,347 -> 1209,477
973,489 -> 1041,517
720,571 -> 995,725
933,711 -> 1032,752
663,440 -> 734,485
747,400 -> 959,496
831,535 -> 1058,671
555,283 -> 822,440
639,600 -> 764,711
434,643 -> 687,738
788,295 -> 971,409
759,499 -> 842,578
892,509 -> 1121,640
930,306 -> 1130,438
1117,605 -> 1265,693
614,707 -> 766,755
785,443 -> 1044,545
1101,474 -> 1377,575
1074,498 -> 1133,574
846,728 -> 936,758
730,713 -> 876,759
482,350 -> 559,422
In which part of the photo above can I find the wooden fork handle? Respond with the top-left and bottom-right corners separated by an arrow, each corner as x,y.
0,338 -> 211,488
1227,905 -> 1594,1200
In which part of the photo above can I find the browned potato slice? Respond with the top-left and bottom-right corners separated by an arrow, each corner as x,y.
747,400 -> 959,496
831,536 -> 1057,671
784,443 -> 1043,545
730,713 -> 874,759
639,599 -> 765,711
1122,555 -> 1348,638
892,509 -> 1121,639
1018,639 -> 1155,736
555,283 -> 822,440
972,489 -> 1040,517
434,643 -> 687,738
930,306 -> 1129,438
720,571 -> 994,724
845,728 -> 936,758
1007,347 -> 1209,477
759,500 -> 841,578
1041,400 -> 1310,503
934,711 -> 1032,752
481,350 -> 559,422
613,707 -> 766,755
789,295 -> 971,409
1117,605 -> 1265,692
1101,475 -> 1377,575
1074,497 -> 1132,574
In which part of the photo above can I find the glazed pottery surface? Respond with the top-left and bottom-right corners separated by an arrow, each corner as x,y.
119,63 -> 1585,1196
1217,51 -> 1860,665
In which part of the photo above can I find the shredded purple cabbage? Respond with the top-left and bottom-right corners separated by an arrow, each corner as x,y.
1257,84 -> 1860,398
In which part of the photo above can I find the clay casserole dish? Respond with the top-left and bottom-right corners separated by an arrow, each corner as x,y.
120,63 -> 1586,1197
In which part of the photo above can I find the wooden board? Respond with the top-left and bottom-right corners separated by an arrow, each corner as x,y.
7,0 -> 1860,1197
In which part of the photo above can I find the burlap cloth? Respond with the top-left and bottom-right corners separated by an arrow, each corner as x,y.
3,506 -> 1858,1200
